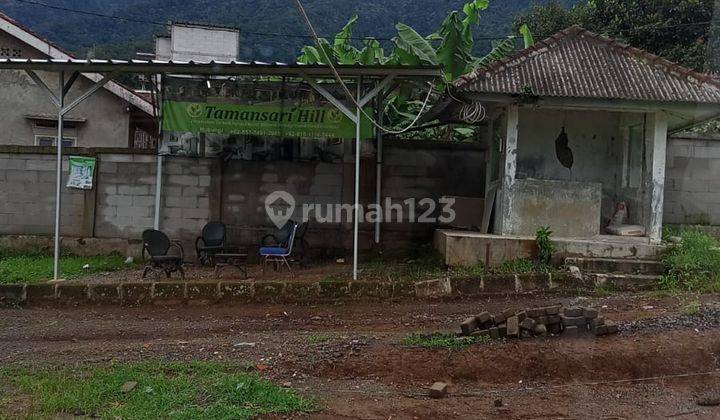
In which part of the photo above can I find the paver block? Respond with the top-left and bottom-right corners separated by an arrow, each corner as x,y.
492,313 -> 507,325
589,316 -> 605,330
548,323 -> 562,335
520,318 -> 536,332
497,323 -> 507,337
561,315 -> 586,327
461,317 -> 479,336
564,325 -> 579,337
476,311 -> 492,327
429,382 -> 448,399
527,308 -> 544,318
502,308 -> 516,319
533,324 -> 547,336
583,307 -> 599,319
506,316 -> 519,338
489,327 -> 500,340
544,305 -> 562,315
564,307 -> 583,317
516,310 -> 527,322
535,315 -> 549,325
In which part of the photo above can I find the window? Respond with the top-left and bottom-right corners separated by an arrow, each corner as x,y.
35,136 -> 76,147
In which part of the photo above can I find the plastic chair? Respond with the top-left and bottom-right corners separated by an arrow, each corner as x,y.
195,221 -> 226,265
260,222 -> 298,276
142,229 -> 185,279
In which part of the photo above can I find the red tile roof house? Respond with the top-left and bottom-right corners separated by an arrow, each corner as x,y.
0,12 -> 155,148
435,26 -> 720,267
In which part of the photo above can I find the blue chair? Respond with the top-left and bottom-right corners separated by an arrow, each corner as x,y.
260,222 -> 298,276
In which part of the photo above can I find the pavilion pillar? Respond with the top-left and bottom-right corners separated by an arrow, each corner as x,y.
499,105 -> 519,235
644,112 -> 668,243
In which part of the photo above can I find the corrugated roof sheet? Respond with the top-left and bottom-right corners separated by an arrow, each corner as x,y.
0,57 -> 441,78
456,26 -> 720,104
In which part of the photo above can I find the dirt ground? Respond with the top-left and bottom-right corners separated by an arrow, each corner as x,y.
2,292 -> 720,419
76,261 -> 362,284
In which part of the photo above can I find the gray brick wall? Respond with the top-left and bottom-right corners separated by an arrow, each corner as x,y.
0,153 -> 86,236
664,136 -> 720,225
0,141 -> 487,251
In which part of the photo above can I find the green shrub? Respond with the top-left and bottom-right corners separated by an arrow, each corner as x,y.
536,226 -> 555,266
661,230 -> 720,292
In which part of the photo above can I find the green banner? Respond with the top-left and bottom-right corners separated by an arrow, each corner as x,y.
162,101 -> 374,139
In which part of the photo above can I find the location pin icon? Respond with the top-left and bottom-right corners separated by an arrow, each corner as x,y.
265,190 -> 296,228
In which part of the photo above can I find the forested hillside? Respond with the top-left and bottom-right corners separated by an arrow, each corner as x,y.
0,0 -> 578,60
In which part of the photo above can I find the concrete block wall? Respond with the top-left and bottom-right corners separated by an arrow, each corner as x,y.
381,141 -> 486,243
0,141 -> 487,254
664,135 -> 720,225
95,154 -> 220,242
221,160 -> 345,248
0,152 -> 87,236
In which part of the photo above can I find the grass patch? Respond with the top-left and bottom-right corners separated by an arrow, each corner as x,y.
0,248 -> 132,284
0,361 -> 315,419
308,333 -> 333,344
594,283 -> 616,297
660,230 -> 720,293
682,300 -> 702,316
402,332 -> 490,349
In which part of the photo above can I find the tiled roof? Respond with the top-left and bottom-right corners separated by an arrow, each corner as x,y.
456,26 -> 720,104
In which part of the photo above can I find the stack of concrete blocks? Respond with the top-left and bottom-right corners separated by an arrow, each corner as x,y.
460,305 -> 618,339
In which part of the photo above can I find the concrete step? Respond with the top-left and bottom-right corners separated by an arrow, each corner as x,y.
584,273 -> 661,292
565,257 -> 666,275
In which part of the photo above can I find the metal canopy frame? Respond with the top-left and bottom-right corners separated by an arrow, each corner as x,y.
0,59 -> 441,281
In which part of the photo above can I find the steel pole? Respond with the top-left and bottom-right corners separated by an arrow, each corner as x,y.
53,71 -> 65,280
374,95 -> 384,244
353,77 -> 362,280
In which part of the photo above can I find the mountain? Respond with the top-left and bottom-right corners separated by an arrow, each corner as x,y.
0,0 -> 579,61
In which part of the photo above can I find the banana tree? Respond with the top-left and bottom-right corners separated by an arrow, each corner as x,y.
297,0 -> 536,138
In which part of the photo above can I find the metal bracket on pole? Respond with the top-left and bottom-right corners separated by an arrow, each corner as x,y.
61,73 -> 114,116
25,70 -> 60,108
358,74 -> 395,108
63,71 -> 80,97
301,74 -> 357,123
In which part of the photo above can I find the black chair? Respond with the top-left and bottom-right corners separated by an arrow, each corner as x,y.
196,221 -> 226,266
142,229 -> 185,279
294,221 -> 310,264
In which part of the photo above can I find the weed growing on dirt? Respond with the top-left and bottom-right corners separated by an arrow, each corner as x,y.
660,230 -> 720,293
496,259 -> 536,274
309,333 -> 333,344
536,226 -> 555,266
0,249 -> 133,284
402,332 -> 490,349
682,300 -> 702,315
594,283 -> 616,297
0,361 -> 315,419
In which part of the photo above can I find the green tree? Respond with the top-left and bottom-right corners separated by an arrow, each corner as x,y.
514,0 -> 718,72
